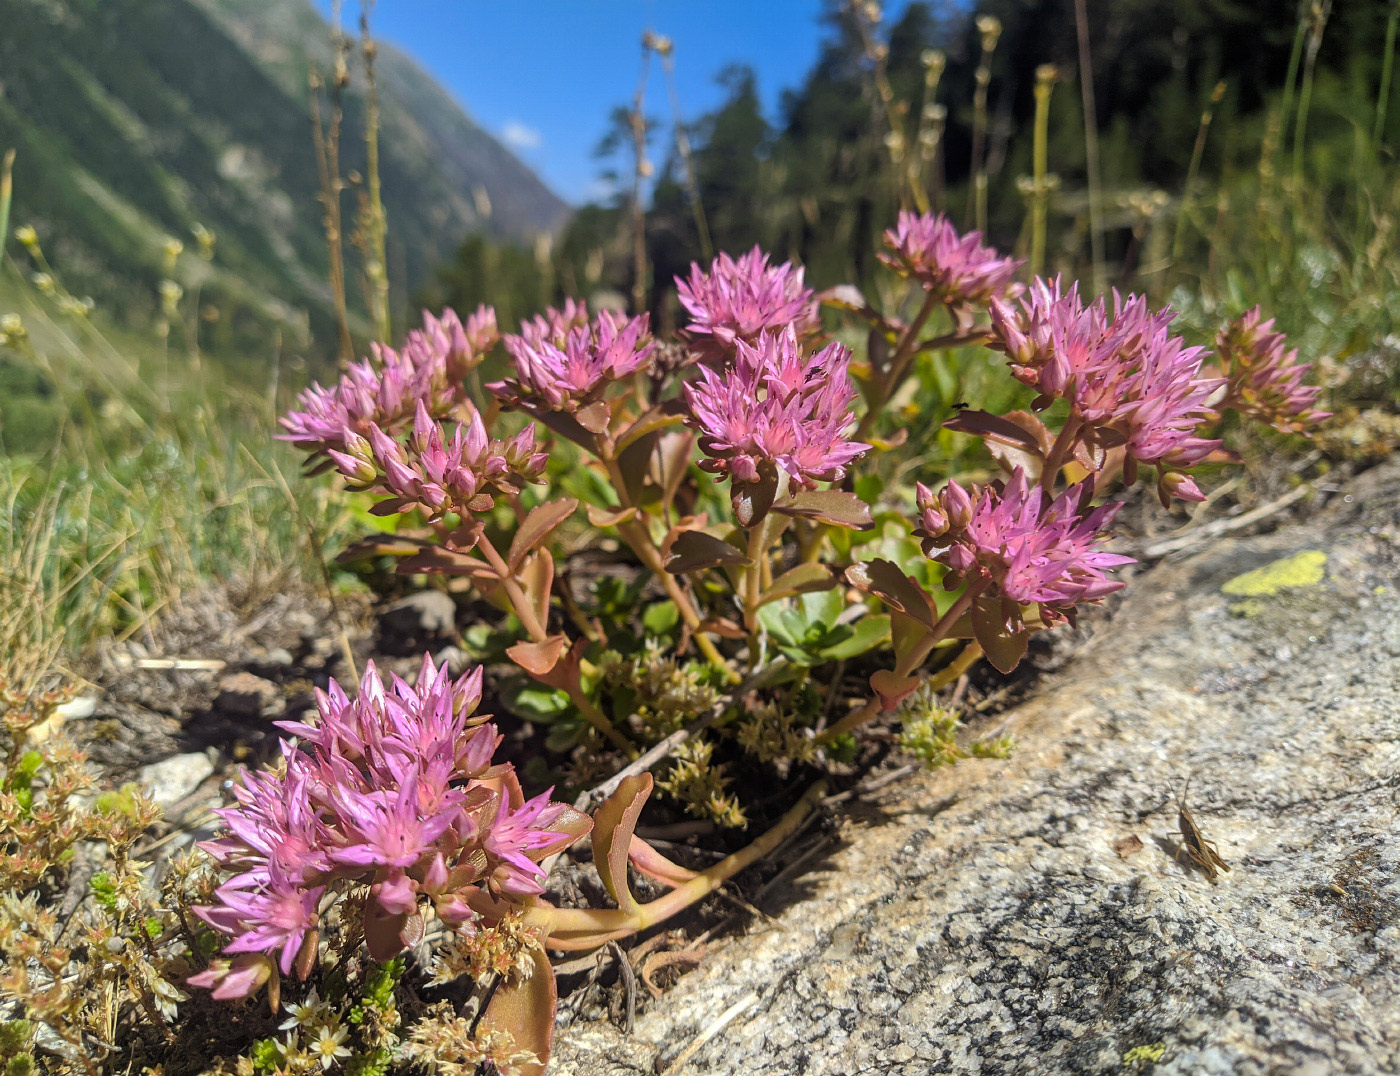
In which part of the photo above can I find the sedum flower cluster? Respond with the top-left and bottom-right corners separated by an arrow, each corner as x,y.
684,327 -> 869,490
279,307 -> 497,465
677,245 -> 821,361
916,469 -> 1134,633
880,209 -> 1022,306
189,656 -> 590,1002
1216,306 -> 1330,434
493,304 -> 655,416
990,278 -> 1224,503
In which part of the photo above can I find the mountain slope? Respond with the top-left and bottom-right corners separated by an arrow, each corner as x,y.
0,0 -> 566,355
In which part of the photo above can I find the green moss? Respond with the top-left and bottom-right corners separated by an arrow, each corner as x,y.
1221,550 -> 1328,598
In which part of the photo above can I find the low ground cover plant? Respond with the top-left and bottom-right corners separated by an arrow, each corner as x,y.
168,212 -> 1323,1072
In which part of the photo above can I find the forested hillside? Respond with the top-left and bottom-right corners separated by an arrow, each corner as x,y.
0,0 -> 566,355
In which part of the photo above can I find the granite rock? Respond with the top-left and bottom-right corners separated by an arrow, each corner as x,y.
553,462 -> 1400,1076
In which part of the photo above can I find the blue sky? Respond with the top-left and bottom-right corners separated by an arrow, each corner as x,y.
317,2 -> 916,204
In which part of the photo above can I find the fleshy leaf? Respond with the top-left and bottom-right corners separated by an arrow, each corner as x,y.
760,563 -> 835,605
508,499 -> 578,572
846,559 -> 938,631
972,599 -> 1029,673
591,773 -> 653,916
477,941 -> 556,1076
774,490 -> 874,530
665,530 -> 750,574
586,504 -> 639,528
507,635 -> 568,677
870,669 -> 921,710
628,835 -> 699,887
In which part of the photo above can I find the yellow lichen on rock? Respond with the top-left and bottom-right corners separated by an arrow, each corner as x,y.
1221,550 -> 1328,598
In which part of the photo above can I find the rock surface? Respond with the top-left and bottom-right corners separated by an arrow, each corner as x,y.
553,462 -> 1400,1076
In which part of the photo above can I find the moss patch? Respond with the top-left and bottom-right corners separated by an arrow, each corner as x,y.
1222,550 -> 1328,598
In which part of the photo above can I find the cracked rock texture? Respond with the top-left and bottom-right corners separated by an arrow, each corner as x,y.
553,461 -> 1400,1076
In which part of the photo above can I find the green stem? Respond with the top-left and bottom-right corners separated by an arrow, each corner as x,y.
571,687 -> 637,757
1292,0 -> 1333,191
1374,0 -> 1400,149
1029,69 -> 1055,278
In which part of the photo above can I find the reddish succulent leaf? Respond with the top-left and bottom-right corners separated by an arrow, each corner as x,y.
944,409 -> 1049,455
760,563 -> 835,605
870,669 -> 922,710
868,428 -> 909,451
732,467 -> 780,528
972,599 -> 1029,673
517,549 -> 556,634
507,635 -> 568,677
591,773 -> 654,915
628,835 -> 699,887
775,490 -> 874,530
368,497 -> 409,517
616,431 -> 659,506
397,548 -> 499,581
867,324 -> 892,376
508,499 -> 578,572
890,608 -> 931,664
529,407 -> 594,448
697,616 -> 747,639
654,429 -> 697,512
477,942 -> 557,1076
575,400 -> 613,435
665,530 -> 750,574
587,504 -> 639,528
362,903 -> 413,963
845,559 -> 938,631
984,410 -> 1054,481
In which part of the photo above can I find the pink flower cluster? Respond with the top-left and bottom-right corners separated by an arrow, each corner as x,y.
1216,307 -> 1329,434
329,401 -> 546,526
677,247 -> 820,361
493,306 -> 655,414
279,307 -> 498,464
189,656 -> 590,1000
685,327 -> 869,490
990,278 -> 1224,502
879,211 -> 1022,306
917,469 -> 1133,631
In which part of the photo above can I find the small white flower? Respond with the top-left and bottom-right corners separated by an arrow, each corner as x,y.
278,987 -> 325,1030
310,1024 -> 350,1070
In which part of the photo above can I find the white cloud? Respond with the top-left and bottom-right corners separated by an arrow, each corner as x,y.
501,121 -> 543,151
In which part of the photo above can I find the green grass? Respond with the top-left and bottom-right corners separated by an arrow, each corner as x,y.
0,261 -> 355,691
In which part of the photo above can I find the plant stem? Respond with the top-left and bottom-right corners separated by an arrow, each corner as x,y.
516,778 -> 829,949
855,291 -> 941,441
474,533 -> 549,643
0,149 -> 13,258
1029,67 -> 1056,278
1174,81 -> 1227,262
1375,0 -> 1400,151
571,688 -> 637,756
817,586 -> 982,744
1039,414 -> 1084,492
1292,0 -> 1333,191
599,453 -> 739,682
1073,0 -> 1105,294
